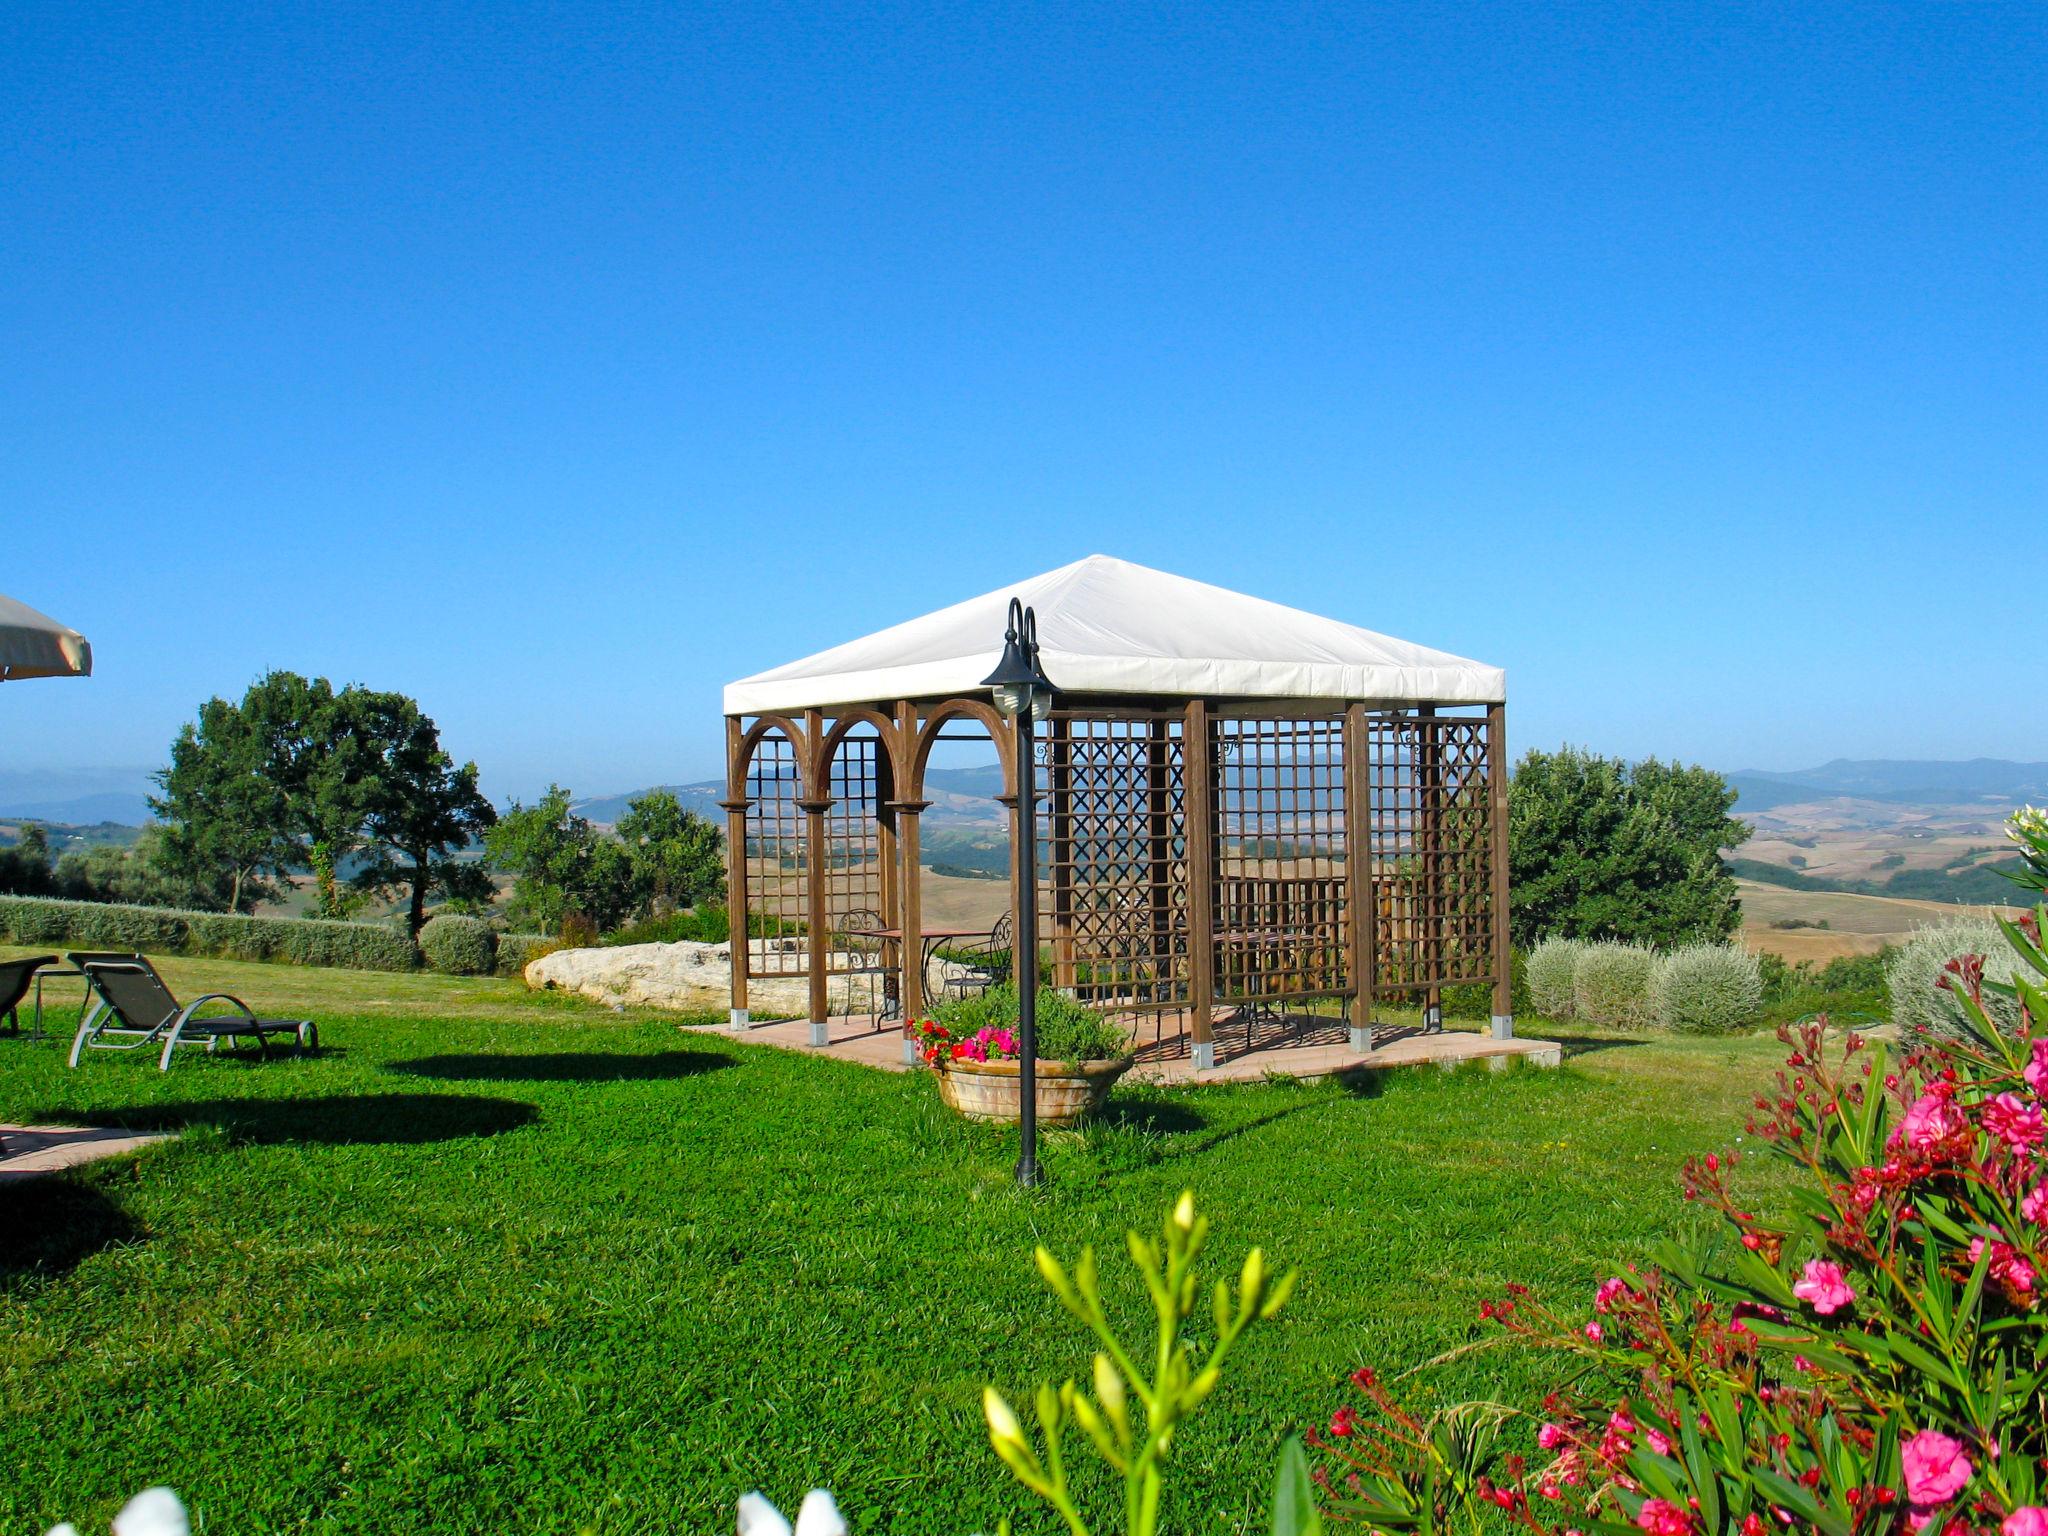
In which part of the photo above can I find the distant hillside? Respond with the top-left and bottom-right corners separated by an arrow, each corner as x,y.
577,765 -> 1008,828
1729,758 -> 2048,812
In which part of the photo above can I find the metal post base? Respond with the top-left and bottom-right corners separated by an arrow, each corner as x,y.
808,1019 -> 829,1047
1424,1003 -> 1442,1033
901,1035 -> 918,1065
728,1008 -> 750,1033
1349,1024 -> 1374,1053
1491,1014 -> 1515,1041
1191,1040 -> 1215,1072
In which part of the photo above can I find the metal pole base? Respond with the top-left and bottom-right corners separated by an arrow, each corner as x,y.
1424,1003 -> 1442,1034
1191,1040 -> 1215,1072
728,1008 -> 750,1033
901,1035 -> 918,1066
1349,1024 -> 1374,1053
1491,1014 -> 1515,1041
808,1019 -> 829,1047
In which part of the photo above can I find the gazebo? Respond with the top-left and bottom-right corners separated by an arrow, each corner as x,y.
720,555 -> 1511,1070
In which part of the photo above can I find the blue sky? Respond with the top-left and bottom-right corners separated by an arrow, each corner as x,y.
4,4 -> 2043,804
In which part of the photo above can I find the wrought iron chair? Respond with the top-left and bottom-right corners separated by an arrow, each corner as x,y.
940,912 -> 1013,1002
832,909 -> 890,1018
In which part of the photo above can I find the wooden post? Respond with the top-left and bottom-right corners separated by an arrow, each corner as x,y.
801,709 -> 831,1045
1487,701 -> 1513,1039
1183,700 -> 1216,1070
721,715 -> 751,1032
896,700 -> 926,1026
1343,702 -> 1374,1053
1418,705 -> 1443,1034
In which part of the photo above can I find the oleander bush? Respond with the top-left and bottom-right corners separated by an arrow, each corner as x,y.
0,894 -> 419,973
1888,917 -> 2026,1041
1650,942 -> 1765,1034
1526,936 -> 1588,1021
1571,939 -> 1657,1030
418,913 -> 497,976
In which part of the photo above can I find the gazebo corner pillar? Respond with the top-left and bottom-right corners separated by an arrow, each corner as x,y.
798,794 -> 835,1045
1343,702 -> 1374,1054
721,716 -> 751,1033
1183,699 -> 1217,1071
1487,701 -> 1514,1040
890,798 -> 930,1027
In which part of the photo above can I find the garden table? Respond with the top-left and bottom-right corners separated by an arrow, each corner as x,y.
845,924 -> 992,1020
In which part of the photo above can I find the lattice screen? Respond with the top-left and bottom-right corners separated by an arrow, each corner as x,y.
1040,712 -> 1191,1011
1365,712 -> 1495,993
1212,716 -> 1349,1003
823,733 -> 885,971
743,731 -> 806,976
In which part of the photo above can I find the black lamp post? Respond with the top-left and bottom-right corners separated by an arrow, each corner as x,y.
982,597 -> 1055,1188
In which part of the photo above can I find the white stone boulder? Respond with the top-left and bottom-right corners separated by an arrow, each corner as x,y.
523,939 -> 853,1016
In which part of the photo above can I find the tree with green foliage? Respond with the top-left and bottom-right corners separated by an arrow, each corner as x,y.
0,824 -> 55,895
343,689 -> 498,938
482,785 -> 633,934
1507,746 -> 1749,948
237,670 -> 371,918
151,692 -> 298,913
615,789 -> 724,916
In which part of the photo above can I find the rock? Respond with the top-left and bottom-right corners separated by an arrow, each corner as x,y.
523,939 -> 853,1016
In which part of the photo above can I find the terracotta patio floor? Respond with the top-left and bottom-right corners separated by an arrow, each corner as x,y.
0,1124 -> 173,1183
689,1009 -> 1561,1083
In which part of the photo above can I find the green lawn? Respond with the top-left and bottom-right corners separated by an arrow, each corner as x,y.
1,948 -> 1796,1534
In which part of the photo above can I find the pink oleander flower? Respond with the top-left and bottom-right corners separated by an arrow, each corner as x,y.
1902,1429 -> 1974,1507
1584,1321 -> 1604,1342
2004,1508 -> 2048,1536
1792,1258 -> 1856,1316
1984,1092 -> 2046,1151
1636,1497 -> 1693,1536
1968,1236 -> 2037,1295
1900,1088 -> 1970,1150
2023,1182 -> 2048,1225
1538,1421 -> 1568,1450
2027,1039 -> 2048,1097
1646,1426 -> 1675,1457
1595,1276 -> 1635,1313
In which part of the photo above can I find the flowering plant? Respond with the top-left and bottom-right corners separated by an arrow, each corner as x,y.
1307,810 -> 2048,1536
911,1015 -> 1021,1066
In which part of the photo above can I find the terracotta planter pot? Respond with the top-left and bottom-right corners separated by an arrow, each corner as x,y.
934,1056 -> 1132,1125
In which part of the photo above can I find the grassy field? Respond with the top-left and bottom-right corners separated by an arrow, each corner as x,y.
1,947 -> 1800,1535
1736,877 -> 2014,963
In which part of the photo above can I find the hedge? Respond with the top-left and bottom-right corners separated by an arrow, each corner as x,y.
494,933 -> 558,977
1573,940 -> 1658,1030
0,894 -> 419,973
1526,937 -> 1586,1021
1886,918 -> 2026,1042
420,913 -> 496,976
1650,943 -> 1764,1034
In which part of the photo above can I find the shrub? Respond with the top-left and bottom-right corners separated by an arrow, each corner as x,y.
419,913 -> 497,976
494,933 -> 558,977
1571,939 -> 1657,1029
0,894 -> 418,973
930,982 -> 1131,1065
1438,949 -> 1530,1020
558,911 -> 600,949
1525,936 -> 1586,1020
1886,917 -> 2025,1040
1649,942 -> 1764,1034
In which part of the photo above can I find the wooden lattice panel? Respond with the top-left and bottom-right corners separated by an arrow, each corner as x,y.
1041,712 -> 1191,1011
743,732 -> 806,975
1365,711 -> 1495,992
823,733 -> 885,972
1212,717 -> 1349,1003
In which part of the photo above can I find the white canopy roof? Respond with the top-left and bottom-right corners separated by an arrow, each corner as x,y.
0,592 -> 92,681
724,555 -> 1503,714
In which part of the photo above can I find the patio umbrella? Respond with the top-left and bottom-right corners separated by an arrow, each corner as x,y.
0,592 -> 92,680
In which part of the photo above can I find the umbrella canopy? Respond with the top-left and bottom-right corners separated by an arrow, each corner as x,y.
0,592 -> 93,680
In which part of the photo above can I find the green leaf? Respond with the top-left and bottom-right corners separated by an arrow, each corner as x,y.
1268,1436 -> 1324,1536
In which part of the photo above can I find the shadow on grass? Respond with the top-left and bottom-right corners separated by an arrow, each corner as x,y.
83,1093 -> 539,1146
1525,1028 -> 1653,1059
0,1179 -> 142,1281
385,1050 -> 734,1084
1095,1097 -> 1207,1135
